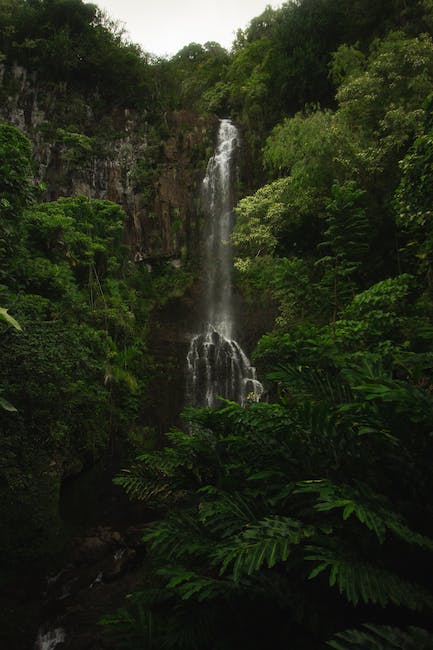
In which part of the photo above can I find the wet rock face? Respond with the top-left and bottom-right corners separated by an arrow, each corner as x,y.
72,533 -> 117,565
0,63 -> 217,262
36,524 -> 147,650
136,110 -> 218,261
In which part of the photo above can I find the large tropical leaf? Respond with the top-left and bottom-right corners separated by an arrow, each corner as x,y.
327,624 -> 433,649
296,479 -> 433,549
216,516 -> 314,581
306,544 -> 433,610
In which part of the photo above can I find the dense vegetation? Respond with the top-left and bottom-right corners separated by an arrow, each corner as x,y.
0,0 -> 163,113
0,121 -> 192,564
3,0 -> 433,648
108,2 -> 433,649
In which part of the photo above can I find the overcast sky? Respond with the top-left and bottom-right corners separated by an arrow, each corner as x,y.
95,0 -> 282,57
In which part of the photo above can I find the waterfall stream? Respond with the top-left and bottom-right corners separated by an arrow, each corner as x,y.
186,120 -> 263,408
35,627 -> 66,650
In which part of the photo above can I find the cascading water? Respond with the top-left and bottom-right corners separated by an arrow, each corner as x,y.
35,627 -> 66,650
186,119 -> 263,408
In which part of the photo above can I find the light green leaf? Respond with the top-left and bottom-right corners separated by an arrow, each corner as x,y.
0,308 -> 22,331
0,396 -> 17,412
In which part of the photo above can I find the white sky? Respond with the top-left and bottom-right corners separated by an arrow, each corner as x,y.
94,0 -> 282,57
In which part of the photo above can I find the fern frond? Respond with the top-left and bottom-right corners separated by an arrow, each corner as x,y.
198,489 -> 256,538
163,600 -> 220,649
294,400 -> 339,439
114,470 -> 174,503
306,544 -> 433,610
114,433 -> 218,504
102,596 -> 220,650
165,427 -> 220,457
327,624 -> 433,649
386,518 -> 433,552
296,479 -> 433,550
100,605 -> 155,650
216,516 -> 314,581
143,514 -> 208,562
126,587 -> 171,607
268,364 -> 352,405
158,566 -> 235,602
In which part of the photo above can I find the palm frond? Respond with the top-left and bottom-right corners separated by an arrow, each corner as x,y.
143,513 -> 209,562
100,605 -> 155,650
296,479 -> 433,549
327,624 -> 433,649
268,364 -> 352,405
158,566 -> 236,602
162,600 -> 221,649
114,466 -> 175,503
198,488 -> 257,538
306,544 -> 433,610
216,516 -> 314,581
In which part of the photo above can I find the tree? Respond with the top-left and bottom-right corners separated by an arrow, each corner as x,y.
316,181 -> 369,330
395,95 -> 433,284
0,123 -> 34,280
336,32 -> 433,177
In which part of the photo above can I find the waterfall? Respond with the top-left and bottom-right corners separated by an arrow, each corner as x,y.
186,120 -> 263,409
35,627 -> 65,650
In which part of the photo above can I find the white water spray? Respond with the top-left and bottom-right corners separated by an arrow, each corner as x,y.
186,120 -> 263,408
35,627 -> 65,650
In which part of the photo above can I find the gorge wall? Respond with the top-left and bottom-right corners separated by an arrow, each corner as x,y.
0,62 -> 218,263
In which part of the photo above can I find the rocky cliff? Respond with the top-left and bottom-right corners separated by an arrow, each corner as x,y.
0,62 -> 217,263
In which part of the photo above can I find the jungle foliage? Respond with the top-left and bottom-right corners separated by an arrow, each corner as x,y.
102,2 -> 433,649
107,363 -> 433,648
3,0 -> 433,648
0,122 -> 192,564
0,0 -> 158,110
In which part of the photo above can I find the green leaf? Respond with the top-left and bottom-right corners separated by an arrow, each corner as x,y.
306,544 -> 433,610
0,396 -> 17,412
216,516 -> 312,581
0,308 -> 22,330
327,624 -> 433,649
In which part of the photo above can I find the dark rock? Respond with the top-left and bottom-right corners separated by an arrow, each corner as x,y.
124,524 -> 147,549
72,526 -> 125,564
73,537 -> 108,564
104,548 -> 136,582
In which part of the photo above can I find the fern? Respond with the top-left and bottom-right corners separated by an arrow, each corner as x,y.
294,400 -> 339,439
164,427 -> 220,461
268,364 -> 352,405
296,479 -> 433,549
114,468 -> 174,503
158,566 -> 236,602
327,624 -> 433,649
143,514 -> 209,562
162,600 -> 221,650
100,606 -> 155,650
216,516 -> 314,581
114,428 -> 220,504
306,544 -> 433,610
101,593 -> 220,650
111,355 -> 433,648
198,488 -> 257,538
